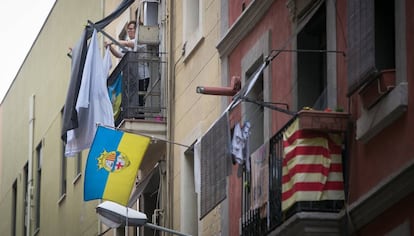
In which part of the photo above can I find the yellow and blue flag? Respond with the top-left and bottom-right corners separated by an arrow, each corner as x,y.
108,73 -> 122,121
84,126 -> 150,206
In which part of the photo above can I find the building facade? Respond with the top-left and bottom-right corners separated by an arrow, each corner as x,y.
0,1 -> 103,235
168,0 -> 225,234
0,0 -> 169,235
212,0 -> 414,235
1,0 -> 414,236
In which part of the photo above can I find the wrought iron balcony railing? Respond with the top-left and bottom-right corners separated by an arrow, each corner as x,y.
107,50 -> 165,126
241,110 -> 350,235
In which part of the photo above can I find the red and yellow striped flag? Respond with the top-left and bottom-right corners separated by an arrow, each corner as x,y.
282,119 -> 344,212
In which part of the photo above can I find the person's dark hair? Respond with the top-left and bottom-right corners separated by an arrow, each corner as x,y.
127,21 -> 136,29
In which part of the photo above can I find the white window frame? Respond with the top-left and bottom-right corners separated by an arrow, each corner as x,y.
293,1 -> 337,111
34,143 -> 42,231
73,152 -> 82,185
241,30 -> 272,143
183,0 -> 203,60
181,144 -> 199,236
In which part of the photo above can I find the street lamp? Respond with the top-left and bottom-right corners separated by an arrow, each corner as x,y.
96,201 -> 191,236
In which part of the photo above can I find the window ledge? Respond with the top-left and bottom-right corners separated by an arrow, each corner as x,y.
72,173 -> 82,185
57,193 -> 66,205
359,69 -> 396,109
183,31 -> 204,62
356,82 -> 408,142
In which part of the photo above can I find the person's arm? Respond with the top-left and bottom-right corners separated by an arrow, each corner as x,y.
105,41 -> 124,58
118,40 -> 135,49
105,40 -> 134,58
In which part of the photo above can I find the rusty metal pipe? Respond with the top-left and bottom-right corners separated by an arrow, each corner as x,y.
196,76 -> 241,96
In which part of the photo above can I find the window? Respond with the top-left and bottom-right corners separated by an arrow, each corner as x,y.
239,30 -> 271,221
60,108 -> 67,200
347,0 -> 395,94
23,164 -> 28,236
353,0 -> 407,141
35,143 -> 42,231
241,63 -> 265,213
293,1 -> 339,111
141,170 -> 160,236
245,65 -> 264,153
128,163 -> 163,236
183,0 -> 203,58
183,144 -> 199,236
73,152 -> 82,184
374,0 -> 395,72
297,4 -> 327,110
12,180 -> 17,236
240,30 -> 271,146
60,142 -> 67,199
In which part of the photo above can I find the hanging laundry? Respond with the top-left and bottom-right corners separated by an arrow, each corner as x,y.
242,121 -> 251,171
231,123 -> 244,164
250,142 -> 269,217
65,29 -> 114,157
231,121 -> 252,170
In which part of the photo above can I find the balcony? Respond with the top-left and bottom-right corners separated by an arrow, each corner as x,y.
107,50 -> 166,123
107,50 -> 167,170
241,110 -> 350,236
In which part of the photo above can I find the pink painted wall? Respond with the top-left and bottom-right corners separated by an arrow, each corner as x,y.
228,0 -> 252,26
226,1 -> 292,235
347,0 -> 414,203
227,0 -> 293,134
359,192 -> 414,235
226,0 -> 414,235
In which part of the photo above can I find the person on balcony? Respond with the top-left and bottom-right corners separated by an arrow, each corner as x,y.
105,21 -> 136,57
105,20 -> 150,110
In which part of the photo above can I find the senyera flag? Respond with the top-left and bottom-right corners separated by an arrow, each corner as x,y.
84,125 -> 150,206
281,118 -> 344,212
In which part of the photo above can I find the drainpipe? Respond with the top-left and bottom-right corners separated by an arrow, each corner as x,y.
26,94 -> 35,236
166,0 -> 174,231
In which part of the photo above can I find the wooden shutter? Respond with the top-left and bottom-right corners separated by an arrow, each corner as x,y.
200,113 -> 231,219
347,0 -> 377,95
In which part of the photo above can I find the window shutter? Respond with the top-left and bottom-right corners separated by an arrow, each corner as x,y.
200,113 -> 231,219
347,0 -> 376,95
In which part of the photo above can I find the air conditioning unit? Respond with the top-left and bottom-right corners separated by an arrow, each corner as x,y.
137,25 -> 159,45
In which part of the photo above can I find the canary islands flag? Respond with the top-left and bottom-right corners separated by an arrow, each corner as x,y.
108,73 -> 122,121
84,126 -> 150,206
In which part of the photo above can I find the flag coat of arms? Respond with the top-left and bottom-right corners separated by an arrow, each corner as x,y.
84,126 -> 150,206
